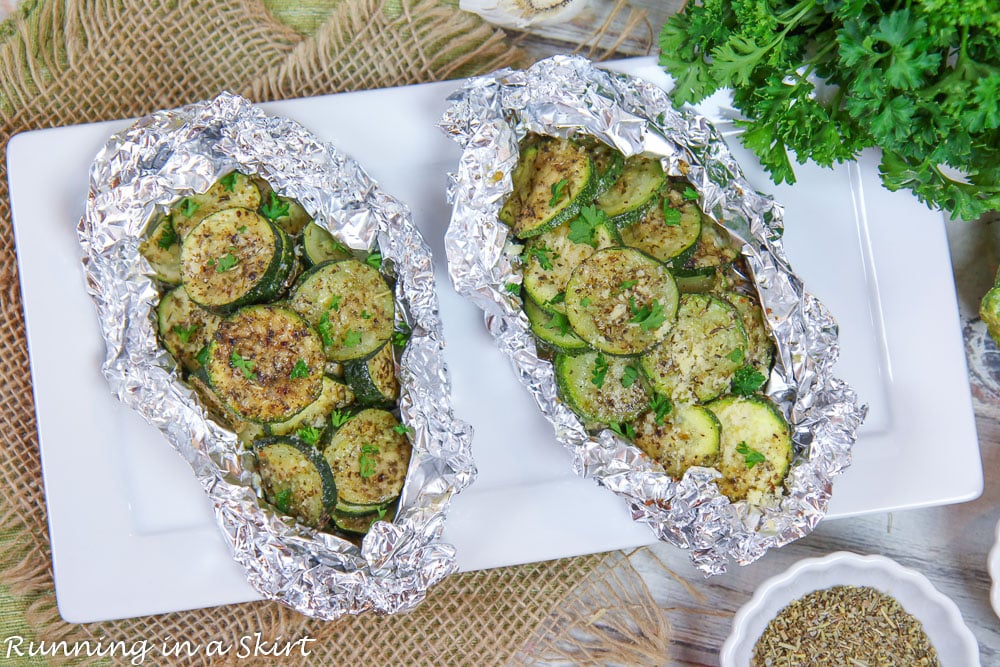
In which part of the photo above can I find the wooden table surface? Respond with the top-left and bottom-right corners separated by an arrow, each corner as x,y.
509,1 -> 1000,664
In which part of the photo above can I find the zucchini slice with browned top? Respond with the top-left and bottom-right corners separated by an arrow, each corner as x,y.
206,305 -> 325,423
171,172 -> 262,238
576,135 -> 625,196
323,408 -> 412,506
499,136 -> 596,239
633,403 -> 721,479
522,210 -> 618,314
343,343 -> 399,407
524,296 -> 589,355
139,214 -> 182,284
255,436 -> 338,528
619,196 -> 702,263
267,375 -> 356,437
721,291 -> 774,375
289,259 -> 394,362
554,350 -> 649,426
180,207 -> 294,312
595,155 -> 665,227
706,395 -> 793,503
564,247 -> 679,355
671,220 -> 741,277
157,285 -> 222,372
641,293 -> 748,404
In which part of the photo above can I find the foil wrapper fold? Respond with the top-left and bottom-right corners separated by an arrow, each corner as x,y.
78,92 -> 475,618
440,56 -> 867,575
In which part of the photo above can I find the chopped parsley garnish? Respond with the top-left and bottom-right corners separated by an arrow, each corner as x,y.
568,205 -> 607,247
331,409 -> 351,429
580,297 -> 591,307
358,444 -> 379,479
726,348 -> 745,364
220,172 -> 239,192
649,393 -> 673,425
172,324 -> 199,344
610,421 -> 636,440
317,312 -> 334,347
290,359 -> 310,379
504,282 -> 521,295
662,202 -> 682,226
736,442 -> 766,469
621,364 -> 640,388
618,279 -> 638,292
547,291 -> 566,306
230,350 -> 257,381
177,197 -> 200,217
214,252 -> 239,273
343,330 -> 363,347
591,353 -> 609,388
731,364 -> 767,395
365,251 -> 383,270
547,312 -> 571,336
237,225 -> 247,233
260,192 -> 290,220
295,426 -> 321,446
549,178 -> 569,207
525,243 -> 557,271
157,219 -> 178,249
392,423 -> 414,436
376,506 -> 388,519
682,187 -> 699,201
328,295 -> 342,311
628,296 -> 667,331
195,345 -> 210,367
272,488 -> 293,514
392,321 -> 412,348
361,310 -> 372,320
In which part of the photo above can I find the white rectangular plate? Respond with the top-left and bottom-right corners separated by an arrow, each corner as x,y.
7,57 -> 981,623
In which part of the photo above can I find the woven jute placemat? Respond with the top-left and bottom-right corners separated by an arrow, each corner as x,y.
0,1 -> 633,665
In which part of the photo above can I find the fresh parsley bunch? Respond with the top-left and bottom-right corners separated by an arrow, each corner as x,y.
659,0 -> 1000,221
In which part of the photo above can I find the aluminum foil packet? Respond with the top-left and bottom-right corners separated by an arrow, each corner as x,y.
440,56 -> 867,575
78,92 -> 475,618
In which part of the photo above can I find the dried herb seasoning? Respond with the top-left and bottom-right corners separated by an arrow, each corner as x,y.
751,585 -> 939,666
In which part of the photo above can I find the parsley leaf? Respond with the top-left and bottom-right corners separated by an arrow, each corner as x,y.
568,205 -> 607,247
328,295 -> 342,312
736,441 -> 766,469
361,310 -> 372,320
343,330 -> 362,347
649,393 -> 672,425
682,187 -> 699,201
546,312 -> 571,336
591,353 -> 609,388
195,345 -> 210,368
662,202 -> 682,226
732,364 -> 767,395
580,297 -> 591,307
358,444 -> 379,478
214,252 -> 238,273
726,348 -> 745,364
230,350 -> 257,381
295,426 -> 321,446
628,297 -> 667,331
619,279 -> 638,292
172,324 -> 199,344
622,364 -> 640,388
392,321 -> 412,348
547,291 -> 566,306
220,172 -> 239,192
365,251 -> 383,270
157,219 -> 178,249
317,312 -> 334,348
525,243 -> 557,271
260,192 -> 289,220
610,421 -> 636,440
505,282 -> 521,295
549,178 -> 569,207
331,409 -> 351,429
272,488 -> 292,514
393,423 -> 414,436
177,197 -> 200,218
290,359 -> 310,379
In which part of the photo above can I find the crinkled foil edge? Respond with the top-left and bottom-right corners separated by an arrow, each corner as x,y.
77,92 -> 476,618
440,56 -> 867,575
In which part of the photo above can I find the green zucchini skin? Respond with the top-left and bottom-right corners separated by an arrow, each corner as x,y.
267,375 -> 356,437
157,285 -> 222,372
180,208 -> 293,312
641,293 -> 748,404
139,214 -> 182,284
595,156 -> 665,228
633,404 -> 721,479
289,259 -> 394,362
171,172 -> 262,238
554,350 -> 649,425
524,296 -> 589,355
564,247 -> 679,356
670,219 -> 741,277
323,408 -> 412,506
721,291 -> 775,375
206,305 -> 326,423
302,221 -> 353,267
499,137 -> 597,239
255,435 -> 338,528
619,196 -> 702,263
343,343 -> 399,407
706,395 -> 793,503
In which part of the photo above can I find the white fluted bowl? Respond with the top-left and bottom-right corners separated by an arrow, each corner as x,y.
721,551 -> 979,667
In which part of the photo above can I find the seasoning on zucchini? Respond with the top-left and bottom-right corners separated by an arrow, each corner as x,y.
721,291 -> 775,376
206,305 -> 325,423
554,350 -> 649,425
619,195 -> 702,263
171,171 -> 262,238
671,219 -> 741,276
139,214 -> 182,284
594,155 -> 665,227
323,408 -> 412,506
180,207 -> 294,312
524,295 -> 589,355
564,247 -> 679,355
157,285 -> 222,372
255,436 -> 338,528
267,376 -> 356,437
499,136 -> 597,239
343,342 -> 399,407
633,404 -> 720,479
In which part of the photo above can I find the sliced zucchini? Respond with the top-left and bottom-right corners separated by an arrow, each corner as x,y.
522,213 -> 617,314
555,350 -> 649,425
671,220 -> 740,276
633,404 -> 720,479
255,436 -> 337,528
302,221 -> 353,266
674,266 -> 733,294
288,259 -> 394,362
206,305 -> 325,423
343,342 -> 399,406
323,408 -> 412,506
641,293 -> 748,404
524,296 -> 589,355
259,190 -> 312,236
157,285 -> 222,372
139,214 -> 181,284
706,395 -> 793,503
331,509 -> 381,535
171,172 -> 262,238
267,376 -> 356,437
576,135 -> 625,196
721,291 -> 775,374
499,136 -> 596,239
334,498 -> 390,517
619,197 -> 702,263
595,155 -> 665,227
564,247 -> 679,355
180,208 -> 294,312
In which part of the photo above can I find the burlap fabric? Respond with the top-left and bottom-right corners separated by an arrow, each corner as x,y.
0,1 -> 622,665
